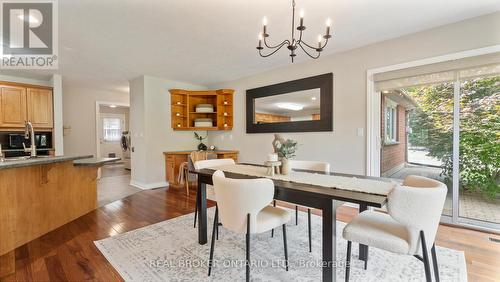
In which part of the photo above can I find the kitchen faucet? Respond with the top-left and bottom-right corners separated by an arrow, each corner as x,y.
23,121 -> 37,158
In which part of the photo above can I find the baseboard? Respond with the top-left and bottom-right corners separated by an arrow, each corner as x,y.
129,180 -> 169,190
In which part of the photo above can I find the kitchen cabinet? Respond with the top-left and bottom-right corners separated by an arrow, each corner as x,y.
0,83 -> 53,130
27,88 -> 53,128
0,86 -> 27,128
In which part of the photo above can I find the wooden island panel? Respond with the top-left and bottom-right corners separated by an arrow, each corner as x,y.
0,161 -> 98,277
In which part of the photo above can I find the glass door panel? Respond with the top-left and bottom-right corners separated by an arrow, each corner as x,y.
458,75 -> 500,224
380,82 -> 454,216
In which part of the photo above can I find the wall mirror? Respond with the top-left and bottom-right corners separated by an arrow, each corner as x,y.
246,73 -> 333,133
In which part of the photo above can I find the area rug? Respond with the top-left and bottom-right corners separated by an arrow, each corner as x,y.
94,208 -> 467,282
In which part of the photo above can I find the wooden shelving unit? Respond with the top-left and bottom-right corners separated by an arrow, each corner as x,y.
169,89 -> 234,131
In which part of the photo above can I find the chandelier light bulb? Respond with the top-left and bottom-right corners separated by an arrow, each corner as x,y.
262,17 -> 268,26
258,33 -> 263,40
326,18 -> 331,27
317,35 -> 322,43
300,10 -> 304,18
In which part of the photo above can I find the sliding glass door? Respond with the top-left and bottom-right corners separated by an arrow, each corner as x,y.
458,75 -> 500,225
376,62 -> 499,230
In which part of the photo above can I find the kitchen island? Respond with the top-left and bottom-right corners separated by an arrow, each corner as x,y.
0,155 -> 118,277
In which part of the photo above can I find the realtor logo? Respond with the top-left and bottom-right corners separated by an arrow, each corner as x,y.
1,0 -> 58,69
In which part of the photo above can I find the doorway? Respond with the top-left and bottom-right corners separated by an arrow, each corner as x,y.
367,49 -> 500,232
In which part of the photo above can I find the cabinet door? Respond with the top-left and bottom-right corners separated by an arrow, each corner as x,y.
27,88 -> 53,128
166,155 -> 176,184
0,86 -> 27,128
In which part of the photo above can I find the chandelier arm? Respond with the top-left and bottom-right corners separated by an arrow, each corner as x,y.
298,42 -> 321,59
264,37 -> 290,49
259,42 -> 288,57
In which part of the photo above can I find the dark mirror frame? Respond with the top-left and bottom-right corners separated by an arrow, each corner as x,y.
246,73 -> 333,133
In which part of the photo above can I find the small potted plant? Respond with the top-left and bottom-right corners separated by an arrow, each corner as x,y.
194,132 -> 208,151
276,139 -> 298,175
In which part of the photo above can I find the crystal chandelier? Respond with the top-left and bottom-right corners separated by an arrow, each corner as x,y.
256,0 -> 332,62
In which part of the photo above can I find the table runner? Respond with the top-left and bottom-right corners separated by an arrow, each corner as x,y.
210,164 -> 396,196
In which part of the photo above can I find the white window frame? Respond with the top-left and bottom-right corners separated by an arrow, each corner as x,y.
102,115 -> 125,142
384,98 -> 398,144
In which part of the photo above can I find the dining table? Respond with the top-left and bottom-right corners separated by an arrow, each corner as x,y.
191,164 -> 391,282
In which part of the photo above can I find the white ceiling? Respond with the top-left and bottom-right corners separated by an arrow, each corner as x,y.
3,0 -> 500,91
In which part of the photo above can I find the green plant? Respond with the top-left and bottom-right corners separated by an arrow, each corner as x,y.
276,139 -> 298,159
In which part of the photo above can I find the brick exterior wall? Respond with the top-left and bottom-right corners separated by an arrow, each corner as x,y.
381,100 -> 407,175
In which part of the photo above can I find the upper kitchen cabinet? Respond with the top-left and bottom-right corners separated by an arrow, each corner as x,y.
0,83 -> 53,130
27,88 -> 53,128
0,85 -> 27,128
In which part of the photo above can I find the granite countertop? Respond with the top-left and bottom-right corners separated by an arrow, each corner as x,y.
73,157 -> 120,166
164,150 -> 239,154
0,155 -> 115,170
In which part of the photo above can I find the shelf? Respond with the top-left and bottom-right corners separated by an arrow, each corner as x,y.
174,127 -> 219,131
189,111 -> 217,114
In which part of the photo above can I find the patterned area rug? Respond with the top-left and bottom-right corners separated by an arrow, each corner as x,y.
94,208 -> 467,282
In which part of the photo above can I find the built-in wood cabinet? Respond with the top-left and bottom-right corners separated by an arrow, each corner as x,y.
27,88 -> 53,128
164,150 -> 239,185
0,86 -> 27,128
0,83 -> 53,130
169,89 -> 234,131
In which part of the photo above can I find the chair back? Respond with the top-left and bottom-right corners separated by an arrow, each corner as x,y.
194,158 -> 235,170
387,175 -> 447,254
289,160 -> 330,173
212,170 -> 274,234
187,151 -> 217,171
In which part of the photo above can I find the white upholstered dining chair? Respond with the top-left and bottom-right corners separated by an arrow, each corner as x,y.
192,158 -> 235,229
272,160 -> 330,252
342,175 -> 447,282
208,170 -> 291,282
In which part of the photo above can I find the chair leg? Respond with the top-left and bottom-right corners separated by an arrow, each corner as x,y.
216,213 -> 219,240
208,206 -> 218,276
246,213 -> 251,282
345,241 -> 352,282
420,231 -> 432,282
184,168 -> 189,196
295,205 -> 298,225
431,244 -> 440,282
271,200 -> 276,238
282,224 -> 289,271
193,190 -> 198,228
308,208 -> 312,252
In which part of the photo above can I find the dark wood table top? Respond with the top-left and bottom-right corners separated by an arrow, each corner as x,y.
191,163 -> 390,208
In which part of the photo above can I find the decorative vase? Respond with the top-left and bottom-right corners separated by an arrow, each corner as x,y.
281,157 -> 291,175
198,142 -> 207,151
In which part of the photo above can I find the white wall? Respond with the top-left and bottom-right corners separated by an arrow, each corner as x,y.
129,75 -> 206,189
208,12 -> 500,175
62,83 -> 129,156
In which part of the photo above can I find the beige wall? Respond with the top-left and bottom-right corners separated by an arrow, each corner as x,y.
129,75 -> 206,189
63,84 -> 129,157
208,12 -> 500,175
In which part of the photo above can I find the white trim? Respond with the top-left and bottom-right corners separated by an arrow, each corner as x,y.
452,79 -> 460,222
130,180 -> 169,190
366,44 -> 500,176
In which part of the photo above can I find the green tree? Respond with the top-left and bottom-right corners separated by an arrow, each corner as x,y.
404,76 -> 499,198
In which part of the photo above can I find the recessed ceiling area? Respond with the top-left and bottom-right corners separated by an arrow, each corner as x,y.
3,0 -> 500,90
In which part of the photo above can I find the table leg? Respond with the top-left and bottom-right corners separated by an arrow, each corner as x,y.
358,204 -> 368,266
197,178 -> 207,245
322,200 -> 337,282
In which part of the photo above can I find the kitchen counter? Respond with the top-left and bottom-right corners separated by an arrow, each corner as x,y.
0,154 -> 111,277
73,157 -> 120,166
0,155 -> 93,170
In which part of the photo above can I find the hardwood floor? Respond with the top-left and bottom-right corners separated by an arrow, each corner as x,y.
1,184 -> 499,282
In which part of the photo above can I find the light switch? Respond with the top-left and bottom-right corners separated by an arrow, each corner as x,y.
357,128 -> 364,137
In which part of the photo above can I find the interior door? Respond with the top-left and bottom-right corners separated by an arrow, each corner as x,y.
99,113 -> 125,159
27,88 -> 53,128
0,85 -> 27,128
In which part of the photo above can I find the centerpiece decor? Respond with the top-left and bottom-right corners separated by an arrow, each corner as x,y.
275,138 -> 298,175
194,132 -> 208,151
